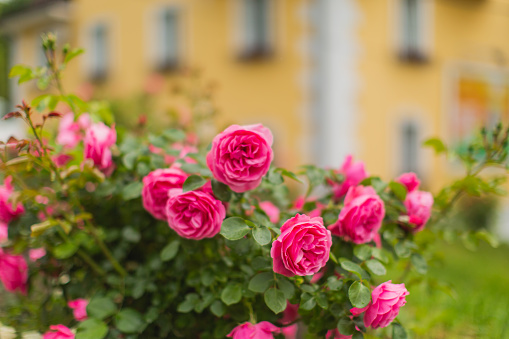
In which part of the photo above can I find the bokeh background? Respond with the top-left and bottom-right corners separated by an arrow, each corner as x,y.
0,0 -> 509,338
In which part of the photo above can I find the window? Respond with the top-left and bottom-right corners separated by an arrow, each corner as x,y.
398,0 -> 429,63
239,0 -> 273,60
400,121 -> 419,173
156,8 -> 180,71
90,23 -> 108,82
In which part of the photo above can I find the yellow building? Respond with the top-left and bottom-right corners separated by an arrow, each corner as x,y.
1,0 -> 509,190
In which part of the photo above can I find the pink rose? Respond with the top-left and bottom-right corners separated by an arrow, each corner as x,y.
29,248 -> 46,262
293,196 -> 325,218
53,154 -> 73,167
259,201 -> 280,223
84,122 -> 116,175
42,325 -> 75,339
68,298 -> 88,321
142,168 -> 189,220
0,249 -> 28,294
0,222 -> 8,243
396,172 -> 420,193
282,324 -> 298,339
404,190 -> 433,232
227,321 -> 280,339
328,186 -> 385,244
57,113 -> 81,149
166,189 -> 226,240
206,124 -> 274,193
351,280 -> 409,329
0,176 -> 25,223
326,329 -> 352,339
271,214 -> 332,277
77,114 -> 91,129
329,155 -> 368,200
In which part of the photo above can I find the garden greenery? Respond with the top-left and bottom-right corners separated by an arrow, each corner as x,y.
0,35 -> 507,339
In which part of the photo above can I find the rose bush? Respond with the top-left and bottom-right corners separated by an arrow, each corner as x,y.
0,36 -> 507,338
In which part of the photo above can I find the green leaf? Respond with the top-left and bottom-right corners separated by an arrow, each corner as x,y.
53,242 -> 78,259
122,152 -> 138,170
64,48 -> 85,64
277,277 -> 295,299
475,229 -> 499,248
348,281 -> 371,308
340,259 -> 369,279
299,293 -> 316,311
177,293 -> 200,313
252,226 -> 272,246
365,259 -> 386,276
37,75 -> 50,90
76,319 -> 108,339
277,168 -> 303,183
87,296 -> 116,320
220,217 -> 251,241
221,282 -> 243,305
268,169 -> 284,185
161,240 -> 180,262
410,253 -> 428,274
392,323 -> 408,339
389,181 -> 407,201
353,331 -> 364,339
183,175 -> 207,192
121,182 -> 143,200
264,288 -> 287,314
423,137 -> 447,154
394,241 -> 412,258
163,128 -> 186,141
210,300 -> 226,317
337,317 -> 355,336
316,292 -> 329,309
9,65 -> 31,78
354,245 -> 372,261
115,308 -> 146,334
248,272 -> 274,293
327,276 -> 344,291
371,247 -> 390,264
148,134 -> 167,148
211,179 -> 232,202
122,227 -> 141,243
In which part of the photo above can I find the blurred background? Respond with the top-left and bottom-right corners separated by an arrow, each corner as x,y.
0,0 -> 508,337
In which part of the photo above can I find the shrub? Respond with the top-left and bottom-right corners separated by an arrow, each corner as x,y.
0,35 -> 507,338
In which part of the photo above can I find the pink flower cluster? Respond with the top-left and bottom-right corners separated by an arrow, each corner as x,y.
57,113 -> 91,149
142,167 -> 225,240
0,176 -> 24,223
84,122 -> 117,176
42,325 -> 74,339
227,321 -> 280,339
166,188 -> 226,240
329,155 -> 368,200
68,298 -> 88,321
351,281 -> 409,329
396,172 -> 434,232
149,143 -> 198,166
329,185 -> 385,244
207,124 -> 274,193
271,214 -> 332,277
0,248 -> 28,294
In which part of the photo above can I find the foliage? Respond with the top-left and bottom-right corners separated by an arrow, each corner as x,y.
0,35 -> 508,338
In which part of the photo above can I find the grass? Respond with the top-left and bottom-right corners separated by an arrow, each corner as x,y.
401,241 -> 509,338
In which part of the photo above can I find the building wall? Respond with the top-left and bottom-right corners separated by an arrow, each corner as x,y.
61,0 -> 311,170
357,0 -> 509,190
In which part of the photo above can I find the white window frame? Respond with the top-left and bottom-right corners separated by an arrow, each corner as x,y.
234,0 -> 276,60
393,0 -> 433,62
146,4 -> 186,72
